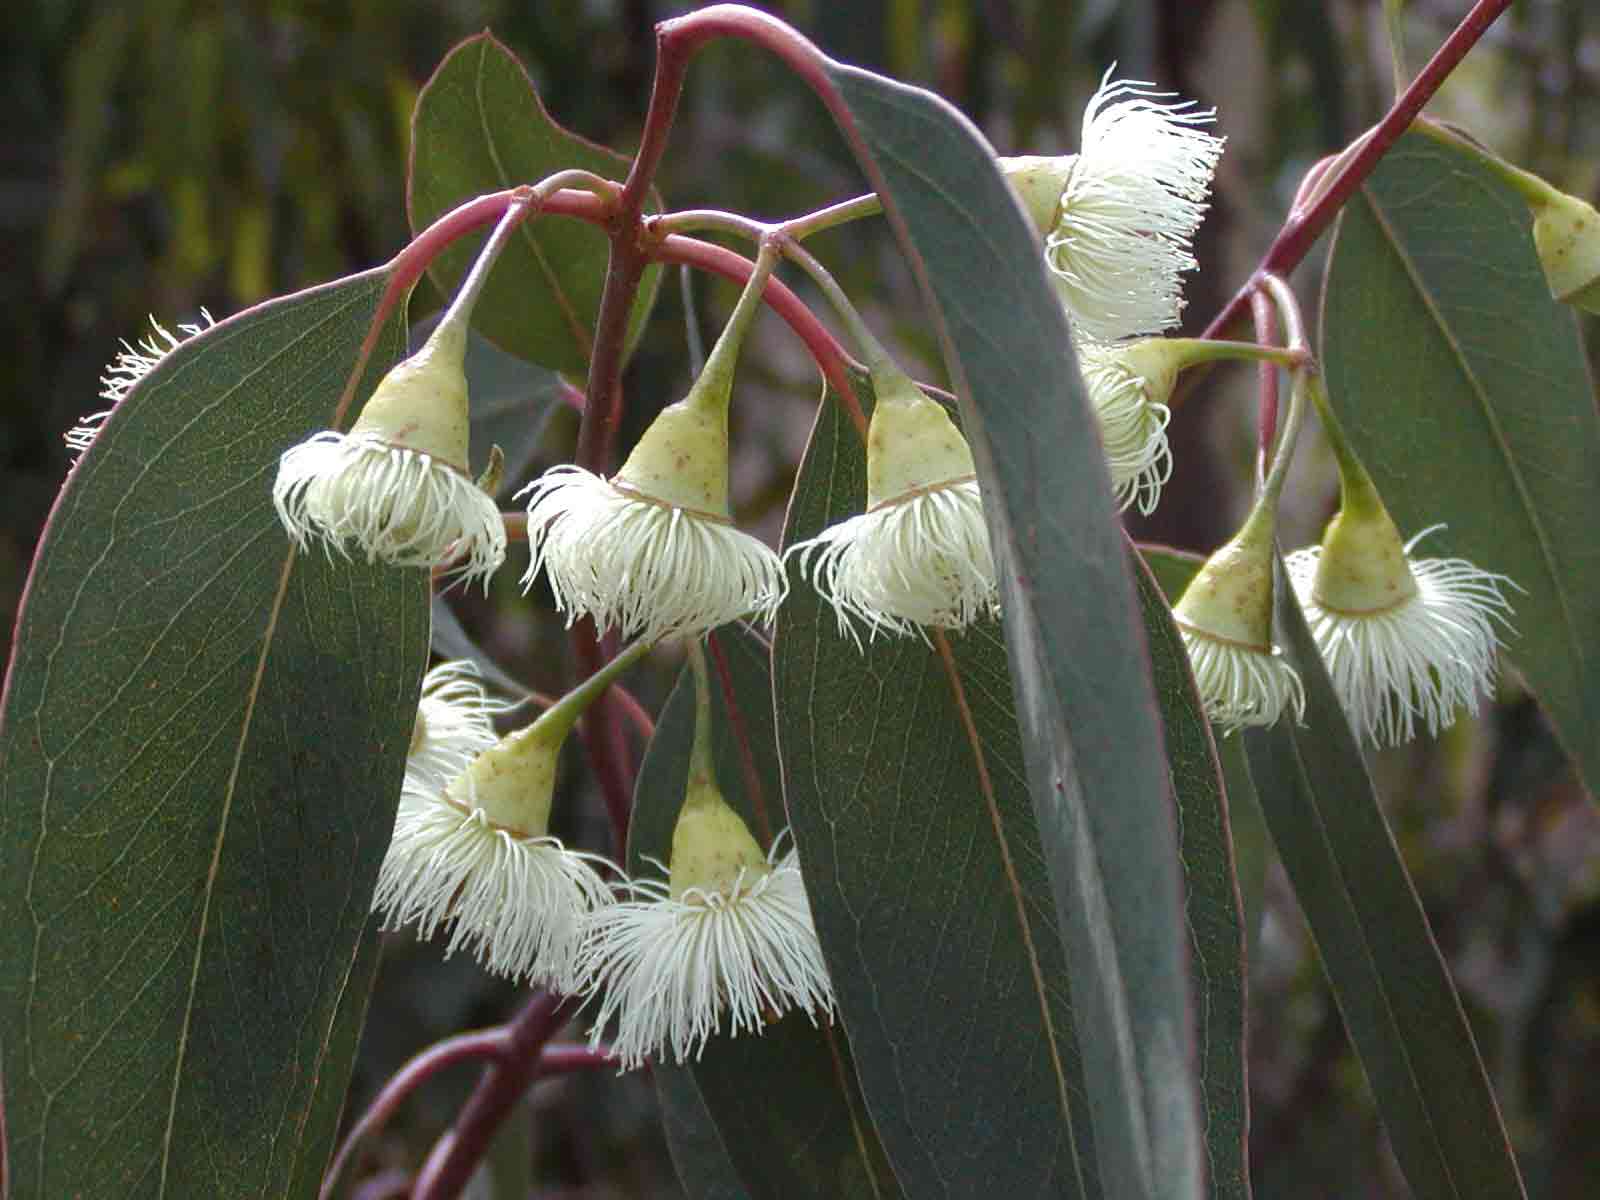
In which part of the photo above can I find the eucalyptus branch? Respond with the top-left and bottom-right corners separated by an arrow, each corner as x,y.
411,991 -> 571,1200
321,1028 -> 511,1200
1199,0 -> 1513,346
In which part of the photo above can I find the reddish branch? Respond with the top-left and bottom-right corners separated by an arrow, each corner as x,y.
1199,0 -> 1514,345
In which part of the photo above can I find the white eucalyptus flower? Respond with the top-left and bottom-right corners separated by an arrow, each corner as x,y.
374,712 -> 614,987
520,463 -> 786,643
1287,524 -> 1515,746
788,367 -> 997,642
1176,626 -> 1306,734
1010,71 -> 1223,343
274,434 -> 504,583
273,321 -> 505,587
1077,338 -> 1179,514
577,836 -> 833,1070
67,311 -> 215,462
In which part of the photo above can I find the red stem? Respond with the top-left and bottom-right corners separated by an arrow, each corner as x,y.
411,991 -> 569,1200
1199,0 -> 1513,345
320,1029 -> 511,1200
575,624 -> 637,857
537,1044 -> 619,1075
656,233 -> 857,401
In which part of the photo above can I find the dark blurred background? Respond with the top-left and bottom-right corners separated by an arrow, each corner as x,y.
7,1 -> 1600,1195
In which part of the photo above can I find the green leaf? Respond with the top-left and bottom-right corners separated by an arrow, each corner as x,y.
774,377 -> 1098,1199
1128,554 -> 1249,1200
0,271 -> 430,1197
629,624 -> 902,1200
407,32 -> 662,376
655,1065 -> 754,1200
1242,560 -> 1525,1200
1321,128 -> 1600,798
824,63 -> 1202,1199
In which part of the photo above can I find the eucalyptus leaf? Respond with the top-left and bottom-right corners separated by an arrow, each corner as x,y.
1321,128 -> 1600,799
1129,553 -> 1249,1200
774,376 -> 1098,1199
1243,560 -> 1525,1200
629,625 -> 901,1200
823,61 -> 1202,1200
0,270 -> 430,1196
408,32 -> 663,376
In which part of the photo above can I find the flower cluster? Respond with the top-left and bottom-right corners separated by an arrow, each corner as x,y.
376,652 -> 833,1069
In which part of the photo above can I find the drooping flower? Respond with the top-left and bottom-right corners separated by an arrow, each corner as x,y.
272,317 -> 505,586
374,641 -> 650,985
66,311 -> 215,462
575,639 -> 832,1069
273,200 -> 535,587
1005,70 -> 1223,343
520,256 -> 786,643
1173,502 -> 1304,733
519,459 -> 787,644
576,785 -> 832,1068
787,365 -> 997,642
1077,337 -> 1180,514
1287,510 -> 1515,747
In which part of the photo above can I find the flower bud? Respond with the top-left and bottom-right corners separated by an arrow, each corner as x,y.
788,366 -> 997,642
1529,185 -> 1600,313
1173,503 -> 1304,732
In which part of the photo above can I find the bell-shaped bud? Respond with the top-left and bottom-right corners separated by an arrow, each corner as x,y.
1173,502 -> 1304,732
788,364 -> 997,643
520,261 -> 787,643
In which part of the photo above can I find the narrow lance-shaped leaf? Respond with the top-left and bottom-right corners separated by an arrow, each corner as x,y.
408,32 -> 663,376
0,270 -> 430,1197
821,60 -> 1203,1200
628,623 -> 902,1200
774,375 -> 1100,1199
1321,128 -> 1600,799
1128,552 -> 1249,1200
1242,559 -> 1525,1200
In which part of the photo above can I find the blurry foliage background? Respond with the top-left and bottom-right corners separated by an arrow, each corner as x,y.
7,1 -> 1600,1195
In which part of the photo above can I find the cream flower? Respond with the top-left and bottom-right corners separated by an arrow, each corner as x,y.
519,464 -> 786,644
576,837 -> 833,1070
788,367 -> 997,642
1043,71 -> 1223,343
1077,338 -> 1177,514
273,317 -> 505,587
373,798 -> 611,986
274,433 -> 504,583
1286,525 -> 1515,746
374,707 -> 615,987
66,311 -> 215,462
1176,626 -> 1305,734
790,480 -> 994,642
